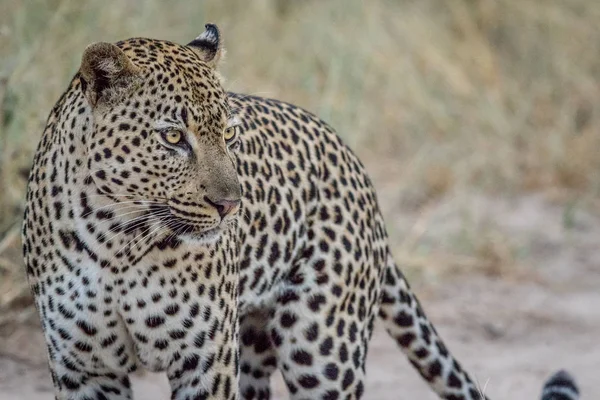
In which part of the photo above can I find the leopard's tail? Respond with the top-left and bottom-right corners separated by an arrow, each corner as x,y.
378,250 -> 580,400
378,251 -> 489,399
540,370 -> 579,400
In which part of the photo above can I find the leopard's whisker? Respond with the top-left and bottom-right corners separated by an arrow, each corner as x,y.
87,206 -> 168,223
81,201 -> 162,217
91,210 -> 172,254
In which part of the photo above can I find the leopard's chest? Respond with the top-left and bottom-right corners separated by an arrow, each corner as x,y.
32,222 -> 237,374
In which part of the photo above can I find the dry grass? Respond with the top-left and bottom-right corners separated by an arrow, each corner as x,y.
1,0 -> 599,312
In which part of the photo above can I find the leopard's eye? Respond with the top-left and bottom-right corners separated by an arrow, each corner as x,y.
165,130 -> 182,144
224,126 -> 238,142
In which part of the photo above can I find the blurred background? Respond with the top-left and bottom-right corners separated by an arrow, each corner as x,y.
0,0 -> 599,398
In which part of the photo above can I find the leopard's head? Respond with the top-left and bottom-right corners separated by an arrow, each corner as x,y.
79,24 -> 240,242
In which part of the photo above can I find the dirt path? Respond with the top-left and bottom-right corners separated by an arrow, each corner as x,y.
2,276 -> 599,399
2,194 -> 599,399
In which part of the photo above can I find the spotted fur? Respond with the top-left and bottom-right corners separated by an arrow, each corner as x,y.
23,24 -> 569,400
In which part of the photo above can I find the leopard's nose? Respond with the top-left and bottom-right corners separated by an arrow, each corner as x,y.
204,196 -> 241,219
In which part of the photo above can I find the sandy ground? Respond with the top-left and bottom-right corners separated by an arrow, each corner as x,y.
1,194 -> 599,399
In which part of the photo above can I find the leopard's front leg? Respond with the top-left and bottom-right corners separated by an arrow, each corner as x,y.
166,315 -> 239,400
119,240 -> 240,400
166,272 -> 239,400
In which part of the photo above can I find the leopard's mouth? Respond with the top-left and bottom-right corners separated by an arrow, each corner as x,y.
147,204 -> 225,243
172,219 -> 222,236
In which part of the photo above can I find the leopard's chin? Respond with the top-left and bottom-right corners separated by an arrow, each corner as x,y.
175,223 -> 224,245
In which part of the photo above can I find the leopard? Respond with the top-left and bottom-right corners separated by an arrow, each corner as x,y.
22,24 -> 574,400
23,25 -> 241,400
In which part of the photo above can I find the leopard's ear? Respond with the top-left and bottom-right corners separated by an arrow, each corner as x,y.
79,42 -> 141,107
187,24 -> 224,69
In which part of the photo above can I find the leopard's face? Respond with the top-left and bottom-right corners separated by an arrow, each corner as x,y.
81,35 -> 240,242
